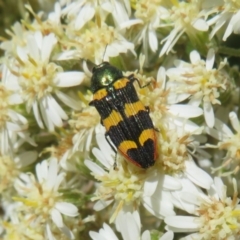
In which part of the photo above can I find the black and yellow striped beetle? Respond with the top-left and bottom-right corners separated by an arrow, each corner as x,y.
89,62 -> 157,169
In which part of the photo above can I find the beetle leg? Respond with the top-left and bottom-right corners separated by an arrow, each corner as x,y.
105,133 -> 118,169
128,74 -> 153,88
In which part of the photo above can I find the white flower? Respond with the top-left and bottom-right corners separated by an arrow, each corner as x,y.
90,211 -> 174,240
61,21 -> 135,64
57,0 -> 135,64
85,130 -> 176,222
165,177 -> 240,240
0,21 -> 28,54
0,64 -> 36,155
61,0 -> 130,30
120,0 -> 168,60
207,0 -> 240,41
10,31 -> 85,131
159,0 -> 209,57
158,128 -> 213,188
56,104 -> 101,171
0,151 -> 37,192
14,157 -> 79,239
206,111 -> 240,175
166,49 -> 231,128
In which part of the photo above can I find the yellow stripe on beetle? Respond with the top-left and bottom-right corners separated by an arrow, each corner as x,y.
102,110 -> 123,131
124,101 -> 146,118
139,129 -> 155,146
119,140 -> 138,152
113,78 -> 130,90
93,88 -> 108,101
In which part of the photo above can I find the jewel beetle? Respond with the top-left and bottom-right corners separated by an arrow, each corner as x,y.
89,62 -> 157,168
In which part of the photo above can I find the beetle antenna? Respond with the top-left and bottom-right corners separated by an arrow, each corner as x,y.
102,44 -> 108,62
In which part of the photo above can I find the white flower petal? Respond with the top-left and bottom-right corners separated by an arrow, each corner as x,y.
213,177 -> 225,201
171,178 -> 202,214
120,19 -> 143,29
185,160 -> 213,189
160,28 -> 184,57
214,118 -> 233,137
45,223 -> 55,240
167,92 -> 190,104
55,202 -> 79,217
59,225 -> 74,239
55,90 -> 82,110
159,231 -> 174,240
203,102 -> 214,128
34,31 -> 43,51
48,95 -> 68,121
16,46 -> 28,62
190,50 -> 200,64
46,158 -> 59,190
51,208 -> 63,228
27,34 -> 39,61
209,15 -> 227,39
43,99 -> 63,128
54,72 -> 85,87
165,216 -> 200,231
95,132 -> 115,166
143,171 -> 158,197
8,93 -> 23,105
75,5 -> 95,30
100,223 -> 118,240
223,14 -> 234,41
142,230 -> 151,240
89,231 -> 106,240
162,175 -> 182,191
206,49 -> 215,71
53,172 -> 65,192
8,110 -> 27,125
90,222 -> 118,240
157,67 -> 166,89
17,151 -> 37,167
92,148 -> 112,169
33,101 -> 44,129
148,30 -> 158,52
143,193 -> 175,218
229,111 -> 239,132
94,199 -> 113,211
36,160 -> 48,183
39,98 -> 54,131
117,212 -> 140,240
192,19 -> 209,31
41,33 -> 57,62
168,104 -> 203,118
84,159 -> 106,176
6,122 -> 23,131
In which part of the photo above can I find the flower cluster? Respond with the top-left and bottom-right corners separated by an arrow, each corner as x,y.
0,0 -> 240,239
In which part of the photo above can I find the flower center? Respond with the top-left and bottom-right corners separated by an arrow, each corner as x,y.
95,166 -> 144,204
158,129 -> 189,174
135,0 -> 162,23
171,1 -> 200,26
197,197 -> 240,238
17,60 -> 59,102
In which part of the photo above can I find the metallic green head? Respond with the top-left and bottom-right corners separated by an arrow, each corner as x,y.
91,62 -> 123,93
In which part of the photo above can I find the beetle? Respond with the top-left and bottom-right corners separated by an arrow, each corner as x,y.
89,62 -> 157,168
